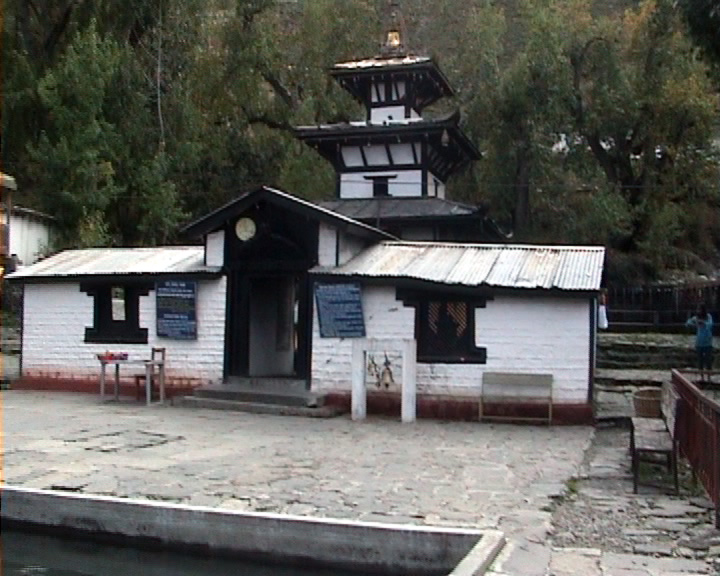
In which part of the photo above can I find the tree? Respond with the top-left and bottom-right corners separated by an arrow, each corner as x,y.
446,0 -> 717,280
2,0 -> 717,284
568,0 -> 719,278
677,0 -> 720,76
27,23 -> 123,246
3,1 -> 201,246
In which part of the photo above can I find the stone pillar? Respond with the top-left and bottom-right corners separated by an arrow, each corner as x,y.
352,338 -> 417,423
401,339 -> 417,423
351,341 -> 367,421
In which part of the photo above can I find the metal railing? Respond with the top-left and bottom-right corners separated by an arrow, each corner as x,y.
606,282 -> 720,333
671,369 -> 720,528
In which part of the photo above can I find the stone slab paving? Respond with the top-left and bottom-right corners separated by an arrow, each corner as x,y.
543,425 -> 718,576
2,390 -> 591,574
2,391 -> 718,575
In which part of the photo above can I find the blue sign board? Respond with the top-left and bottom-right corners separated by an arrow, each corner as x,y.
156,280 -> 197,340
315,282 -> 366,338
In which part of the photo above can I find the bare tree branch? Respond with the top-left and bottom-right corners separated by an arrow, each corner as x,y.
261,70 -> 295,110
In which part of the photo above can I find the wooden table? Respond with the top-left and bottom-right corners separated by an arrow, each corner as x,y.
98,357 -> 166,406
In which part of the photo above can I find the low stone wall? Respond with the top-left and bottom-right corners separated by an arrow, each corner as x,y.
598,333 -> 696,370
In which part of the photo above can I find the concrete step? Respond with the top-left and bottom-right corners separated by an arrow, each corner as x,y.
193,381 -> 324,408
177,396 -> 345,418
598,357 -> 694,370
594,369 -> 668,421
0,339 -> 21,354
597,337 -> 695,370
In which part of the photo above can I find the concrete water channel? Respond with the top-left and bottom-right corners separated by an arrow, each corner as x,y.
3,528 -> 356,576
2,486 -> 503,575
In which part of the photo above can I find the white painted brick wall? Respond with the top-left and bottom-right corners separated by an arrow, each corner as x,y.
311,286 -> 592,403
340,170 -> 422,199
317,224 -> 337,266
312,285 -> 414,392
337,233 -> 366,265
479,295 -> 591,402
22,278 -> 227,384
205,230 -> 224,267
318,225 -> 367,266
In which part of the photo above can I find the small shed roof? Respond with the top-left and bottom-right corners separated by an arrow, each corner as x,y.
11,205 -> 56,222
7,246 -> 220,282
312,241 -> 605,292
0,172 -> 17,191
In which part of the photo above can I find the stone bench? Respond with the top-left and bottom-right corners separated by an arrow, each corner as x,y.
630,381 -> 679,494
479,372 -> 553,425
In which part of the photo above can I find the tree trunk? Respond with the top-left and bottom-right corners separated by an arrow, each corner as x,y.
513,145 -> 532,235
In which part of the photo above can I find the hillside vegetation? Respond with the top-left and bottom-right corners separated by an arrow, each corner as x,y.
2,0 -> 718,283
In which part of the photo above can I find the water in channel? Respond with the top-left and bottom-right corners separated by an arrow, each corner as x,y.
2,528 -> 364,576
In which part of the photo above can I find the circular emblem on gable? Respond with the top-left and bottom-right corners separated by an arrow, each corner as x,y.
235,217 -> 256,241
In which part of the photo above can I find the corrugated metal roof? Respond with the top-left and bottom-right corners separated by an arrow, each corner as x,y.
311,242 -> 605,291
12,205 -> 56,221
1,172 -> 17,190
7,247 -> 219,280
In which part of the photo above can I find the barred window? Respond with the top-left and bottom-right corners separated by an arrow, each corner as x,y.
417,300 -> 486,363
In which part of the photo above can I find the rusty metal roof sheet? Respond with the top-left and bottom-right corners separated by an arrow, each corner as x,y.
7,247 -> 219,281
312,242 -> 605,291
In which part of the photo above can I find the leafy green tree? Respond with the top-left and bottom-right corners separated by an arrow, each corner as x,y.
27,23 -> 123,246
3,1 -> 198,246
444,0 -> 717,280
2,0 -> 717,285
568,0 -> 718,278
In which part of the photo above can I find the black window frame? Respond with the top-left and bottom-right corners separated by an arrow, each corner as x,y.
398,289 -> 488,364
364,174 -> 397,197
81,282 -> 151,344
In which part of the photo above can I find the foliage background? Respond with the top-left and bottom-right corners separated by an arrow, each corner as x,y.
2,0 -> 718,284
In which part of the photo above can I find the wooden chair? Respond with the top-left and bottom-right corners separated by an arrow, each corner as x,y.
135,347 -> 166,401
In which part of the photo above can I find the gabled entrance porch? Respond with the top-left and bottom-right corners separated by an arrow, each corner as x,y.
178,186 -> 392,414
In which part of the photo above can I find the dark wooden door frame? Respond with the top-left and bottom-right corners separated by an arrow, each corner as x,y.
224,270 -> 312,384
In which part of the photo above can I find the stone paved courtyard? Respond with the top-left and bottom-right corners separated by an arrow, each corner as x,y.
1,390 -> 718,575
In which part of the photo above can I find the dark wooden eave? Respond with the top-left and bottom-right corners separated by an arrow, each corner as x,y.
294,112 -> 480,181
330,58 -> 453,111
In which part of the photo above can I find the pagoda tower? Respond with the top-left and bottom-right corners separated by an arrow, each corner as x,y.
295,3 -> 501,241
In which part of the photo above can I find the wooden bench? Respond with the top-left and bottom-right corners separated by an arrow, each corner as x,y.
630,381 -> 679,494
479,372 -> 553,425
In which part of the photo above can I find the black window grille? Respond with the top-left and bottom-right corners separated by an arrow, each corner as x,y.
82,283 -> 150,344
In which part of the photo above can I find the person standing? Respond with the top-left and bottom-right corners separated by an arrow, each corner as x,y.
686,303 -> 714,382
598,289 -> 609,330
